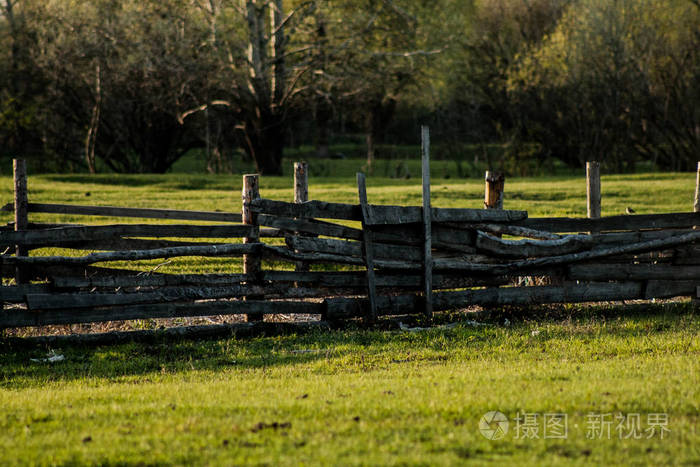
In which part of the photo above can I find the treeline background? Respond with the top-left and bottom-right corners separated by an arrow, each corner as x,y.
1,0 -> 698,175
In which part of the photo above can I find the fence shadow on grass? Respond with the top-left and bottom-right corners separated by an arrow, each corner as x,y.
0,303 -> 696,388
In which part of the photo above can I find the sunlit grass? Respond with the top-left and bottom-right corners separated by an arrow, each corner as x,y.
1,306 -> 699,465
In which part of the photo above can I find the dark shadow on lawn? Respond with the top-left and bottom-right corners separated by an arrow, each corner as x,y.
0,303 -> 695,388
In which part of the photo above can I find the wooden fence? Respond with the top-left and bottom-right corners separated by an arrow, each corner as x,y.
2,146 -> 700,330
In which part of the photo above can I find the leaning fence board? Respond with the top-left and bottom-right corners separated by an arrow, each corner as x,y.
507,231 -> 700,272
435,230 -> 700,275
475,232 -> 593,258
1,203 -> 243,223
464,223 -> 562,240
0,300 -> 325,327
3,243 -> 260,266
518,212 -> 700,233
568,263 -> 700,281
259,212 -> 467,248
258,214 -> 363,240
357,172 -> 378,323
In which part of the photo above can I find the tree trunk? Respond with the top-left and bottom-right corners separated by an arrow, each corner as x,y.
365,96 -> 397,169
239,0 -> 286,175
240,112 -> 284,175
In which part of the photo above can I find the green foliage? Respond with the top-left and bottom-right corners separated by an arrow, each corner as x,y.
507,0 -> 700,171
0,0 -> 698,174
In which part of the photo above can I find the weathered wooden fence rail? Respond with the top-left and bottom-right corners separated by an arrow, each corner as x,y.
2,149 -> 700,331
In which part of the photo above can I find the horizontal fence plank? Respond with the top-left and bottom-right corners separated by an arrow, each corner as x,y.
645,280 -> 697,299
673,245 -> 700,265
518,212 -> 700,233
262,270 -> 507,289
50,238 -> 224,252
367,205 -> 528,225
3,243 -> 260,266
434,281 -> 644,308
52,273 -> 249,289
26,284 -> 343,310
265,245 -> 435,269
1,264 -> 154,280
326,282 -> 644,320
251,198 -> 528,224
568,263 -> 700,281
286,236 -> 424,262
2,202 -> 243,223
2,222 -> 80,231
1,284 -> 51,302
475,232 -> 593,259
593,229 -> 693,244
251,199 -> 361,220
0,300 -> 325,327
0,224 -> 255,247
50,270 -> 507,291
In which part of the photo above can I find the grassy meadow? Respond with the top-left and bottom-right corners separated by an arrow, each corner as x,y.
0,160 -> 699,465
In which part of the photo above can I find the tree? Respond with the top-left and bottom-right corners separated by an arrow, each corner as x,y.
508,0 -> 700,171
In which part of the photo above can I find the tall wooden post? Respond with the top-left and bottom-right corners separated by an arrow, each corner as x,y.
421,126 -> 433,322
242,174 -> 262,322
357,173 -> 377,324
13,159 -> 28,284
484,171 -> 505,210
294,162 -> 309,274
586,161 -> 601,219
694,162 -> 700,213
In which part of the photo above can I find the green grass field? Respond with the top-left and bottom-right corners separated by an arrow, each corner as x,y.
1,167 -> 699,465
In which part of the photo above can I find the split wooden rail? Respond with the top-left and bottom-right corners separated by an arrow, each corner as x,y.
2,151 -> 700,331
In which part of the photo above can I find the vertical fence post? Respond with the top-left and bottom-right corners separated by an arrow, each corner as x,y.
484,171 -> 505,210
242,174 -> 262,322
13,159 -> 28,284
294,162 -> 308,204
293,162 -> 309,275
586,161 -> 601,219
694,162 -> 700,213
421,126 -> 433,322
